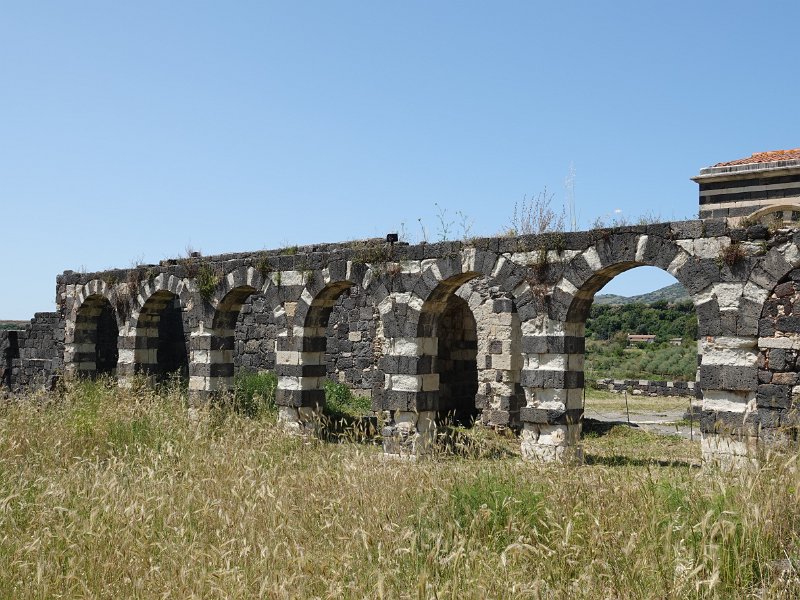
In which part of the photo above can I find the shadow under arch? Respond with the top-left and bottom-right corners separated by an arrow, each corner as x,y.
277,279 -> 359,410
133,289 -> 188,383
418,274 -> 481,426
209,284 -> 259,392
415,271 -> 524,428
71,293 -> 120,378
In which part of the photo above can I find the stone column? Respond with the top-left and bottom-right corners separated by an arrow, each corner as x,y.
698,335 -> 759,467
519,321 -> 585,462
379,336 -> 440,458
114,320 -> 135,388
274,326 -> 326,432
481,297 -> 524,430
187,325 -> 215,405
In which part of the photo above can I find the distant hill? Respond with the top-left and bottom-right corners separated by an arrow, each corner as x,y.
594,282 -> 690,306
0,321 -> 27,330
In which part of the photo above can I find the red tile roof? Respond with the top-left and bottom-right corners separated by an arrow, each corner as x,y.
715,148 -> 800,167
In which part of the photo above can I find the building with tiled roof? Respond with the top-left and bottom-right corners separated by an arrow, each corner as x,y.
693,148 -> 800,224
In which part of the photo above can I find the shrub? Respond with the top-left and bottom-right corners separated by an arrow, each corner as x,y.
232,370 -> 277,418
719,241 -> 746,267
196,263 -> 220,301
322,380 -> 372,419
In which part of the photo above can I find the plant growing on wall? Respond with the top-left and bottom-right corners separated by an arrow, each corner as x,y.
718,241 -> 745,268
255,254 -> 273,278
196,263 -> 220,301
503,188 -> 565,236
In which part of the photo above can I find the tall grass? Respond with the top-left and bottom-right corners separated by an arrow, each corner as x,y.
0,380 -> 798,597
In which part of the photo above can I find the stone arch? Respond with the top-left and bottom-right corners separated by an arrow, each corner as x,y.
207,266 -> 267,310
751,267 -> 800,442
414,272 -> 482,426
376,248 -> 527,419
128,287 -> 189,384
64,280 -> 120,378
129,273 -> 193,319
555,234 -> 700,323
380,260 -> 524,422
520,233 -> 708,461
274,259 -> 371,416
745,204 -> 800,227
204,284 -> 259,393
378,247 -> 531,339
188,265 -> 270,396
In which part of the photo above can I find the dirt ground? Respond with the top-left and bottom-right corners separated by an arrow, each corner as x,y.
583,389 -> 701,439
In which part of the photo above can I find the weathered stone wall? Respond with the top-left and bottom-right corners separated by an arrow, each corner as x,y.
595,378 -> 697,398
233,284 -> 382,397
234,292 -> 278,372
324,284 -> 381,396
752,268 -> 800,441
0,330 -> 17,390
1,313 -> 64,391
21,217 -> 800,463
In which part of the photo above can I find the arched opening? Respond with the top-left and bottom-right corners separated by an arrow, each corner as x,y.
417,274 -> 479,427
134,290 -> 188,383
212,286 -> 257,392
436,294 -> 479,425
73,295 -> 119,378
754,268 -> 800,443
302,281 -> 357,409
742,204 -> 800,228
324,284 -> 381,400
570,266 -> 699,446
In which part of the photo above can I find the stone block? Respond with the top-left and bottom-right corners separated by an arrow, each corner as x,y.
520,406 -> 582,425
490,297 -> 513,314
700,409 -> 745,435
675,258 -> 720,295
756,384 -> 792,409
703,219 -> 728,237
776,316 -> 800,334
670,220 -> 704,239
758,319 -> 776,337
768,348 -> 788,371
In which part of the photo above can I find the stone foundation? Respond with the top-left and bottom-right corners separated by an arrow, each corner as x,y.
595,378 -> 697,397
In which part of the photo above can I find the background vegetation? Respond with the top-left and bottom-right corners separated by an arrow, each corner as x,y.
586,300 -> 697,342
585,338 -> 697,383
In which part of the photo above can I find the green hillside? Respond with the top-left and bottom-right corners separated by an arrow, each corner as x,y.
586,283 -> 698,383
594,282 -> 689,306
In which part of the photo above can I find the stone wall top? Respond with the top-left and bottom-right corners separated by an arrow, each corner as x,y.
58,219 -> 739,288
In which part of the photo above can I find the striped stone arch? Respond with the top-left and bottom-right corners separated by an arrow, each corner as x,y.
745,203 -> 800,226
119,273 -> 194,384
64,279 -> 120,378
194,266 -> 270,396
275,259 -> 375,409
377,248 -> 530,417
376,248 -> 532,340
551,233 -> 701,323
518,232 -> 742,460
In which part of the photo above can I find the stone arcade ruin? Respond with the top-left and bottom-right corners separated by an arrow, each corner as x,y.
4,149 -> 800,463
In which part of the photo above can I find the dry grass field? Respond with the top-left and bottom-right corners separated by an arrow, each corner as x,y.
0,380 -> 798,598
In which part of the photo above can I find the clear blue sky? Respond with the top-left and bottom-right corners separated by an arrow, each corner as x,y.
2,1 -> 798,319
